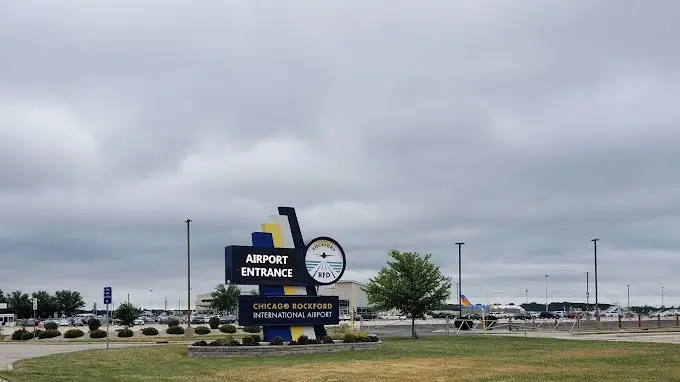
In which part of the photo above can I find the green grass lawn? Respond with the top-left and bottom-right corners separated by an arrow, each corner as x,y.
2,336 -> 680,381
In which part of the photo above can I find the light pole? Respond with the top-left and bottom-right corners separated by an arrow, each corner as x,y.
165,297 -> 167,312
127,293 -> 130,304
627,284 -> 630,312
661,286 -> 664,310
544,275 -> 549,312
186,218 -> 193,336
149,289 -> 153,311
592,238 -> 600,322
586,272 -> 590,318
455,242 -> 465,319
455,282 -> 459,314
525,289 -> 528,305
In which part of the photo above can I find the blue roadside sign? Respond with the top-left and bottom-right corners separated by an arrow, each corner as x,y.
104,287 -> 112,305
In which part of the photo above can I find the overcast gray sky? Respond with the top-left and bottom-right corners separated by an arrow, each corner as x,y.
1,1 -> 679,310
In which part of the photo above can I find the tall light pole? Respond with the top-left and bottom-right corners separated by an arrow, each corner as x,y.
627,284 -> 630,312
661,286 -> 665,310
455,242 -> 465,319
586,272 -> 590,317
186,218 -> 193,333
592,238 -> 600,322
525,289 -> 528,305
455,282 -> 459,314
544,274 -> 549,312
149,289 -> 153,311
164,297 -> 167,312
127,293 -> 130,304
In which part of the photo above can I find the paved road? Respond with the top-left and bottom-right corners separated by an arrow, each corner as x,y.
0,343 -> 155,371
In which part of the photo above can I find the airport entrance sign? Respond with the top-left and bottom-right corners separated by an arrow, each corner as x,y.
225,206 -> 346,342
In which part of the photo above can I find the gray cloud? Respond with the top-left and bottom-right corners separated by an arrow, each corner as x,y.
1,1 -> 679,310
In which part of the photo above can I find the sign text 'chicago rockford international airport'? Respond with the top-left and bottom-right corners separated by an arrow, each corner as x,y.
238,296 -> 339,326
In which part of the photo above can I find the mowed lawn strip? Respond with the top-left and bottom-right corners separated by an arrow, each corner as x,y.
2,336 -> 680,382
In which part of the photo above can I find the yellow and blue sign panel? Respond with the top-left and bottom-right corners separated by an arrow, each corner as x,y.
225,206 -> 345,342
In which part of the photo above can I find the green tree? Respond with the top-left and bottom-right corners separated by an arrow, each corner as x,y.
55,290 -> 85,316
249,289 -> 259,296
31,290 -> 57,318
362,250 -> 451,339
209,284 -> 240,313
8,290 -> 32,318
114,302 -> 141,327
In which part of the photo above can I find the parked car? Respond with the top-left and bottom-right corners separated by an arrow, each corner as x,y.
512,313 -> 532,320
539,311 -> 558,319
133,318 -> 145,325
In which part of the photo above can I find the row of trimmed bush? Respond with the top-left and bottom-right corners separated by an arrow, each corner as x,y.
12,323 -> 264,341
191,333 -> 380,347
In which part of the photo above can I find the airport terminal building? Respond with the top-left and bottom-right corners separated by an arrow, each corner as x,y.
318,280 -> 377,318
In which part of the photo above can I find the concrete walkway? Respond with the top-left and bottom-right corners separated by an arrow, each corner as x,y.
0,342 -> 155,371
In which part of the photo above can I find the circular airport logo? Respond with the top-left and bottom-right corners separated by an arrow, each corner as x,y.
305,237 -> 346,285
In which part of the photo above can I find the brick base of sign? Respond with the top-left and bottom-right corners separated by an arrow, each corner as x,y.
188,341 -> 382,358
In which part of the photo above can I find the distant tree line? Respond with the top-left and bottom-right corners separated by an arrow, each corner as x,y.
0,288 -> 85,318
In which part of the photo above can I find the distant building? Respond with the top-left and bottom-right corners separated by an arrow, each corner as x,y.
318,280 -> 375,317
195,293 -> 214,315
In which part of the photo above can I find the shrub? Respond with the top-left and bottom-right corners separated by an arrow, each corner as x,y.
90,329 -> 107,338
287,340 -> 298,346
308,339 -> 321,344
322,335 -> 334,344
167,325 -> 185,335
87,318 -> 101,331
44,321 -> 58,330
118,328 -> 133,338
208,317 -> 221,329
208,339 -> 228,346
241,335 -> 260,346
343,333 -> 358,343
270,336 -> 284,346
297,335 -> 309,345
39,329 -> 61,339
367,334 -> 380,342
12,329 -> 26,341
194,326 -> 211,335
193,340 -> 208,346
21,331 -> 35,340
229,339 -> 240,346
64,329 -> 84,339
167,318 -> 180,327
219,324 -> 236,334
142,327 -> 158,336
242,325 -> 261,333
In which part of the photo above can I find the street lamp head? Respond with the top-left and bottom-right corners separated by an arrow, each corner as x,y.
455,242 -> 465,246
591,238 -> 599,242
185,218 -> 192,223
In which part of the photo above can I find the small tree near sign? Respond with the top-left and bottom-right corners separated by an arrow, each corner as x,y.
362,250 -> 451,339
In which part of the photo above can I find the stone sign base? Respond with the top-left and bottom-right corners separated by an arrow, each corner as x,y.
188,341 -> 382,358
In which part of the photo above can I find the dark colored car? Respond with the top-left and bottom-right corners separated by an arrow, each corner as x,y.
512,313 -> 532,320
539,311 -> 558,319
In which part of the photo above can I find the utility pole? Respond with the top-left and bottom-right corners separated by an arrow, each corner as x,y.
592,238 -> 600,323
455,242 -> 465,319
186,218 -> 193,338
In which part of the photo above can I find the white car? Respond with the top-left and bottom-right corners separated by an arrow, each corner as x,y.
133,318 -> 145,325
57,319 -> 70,326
